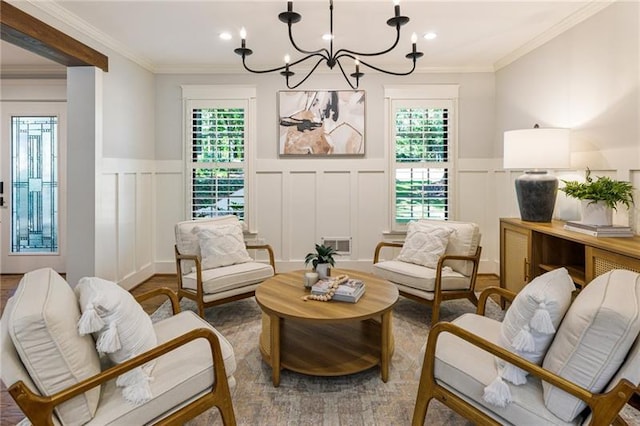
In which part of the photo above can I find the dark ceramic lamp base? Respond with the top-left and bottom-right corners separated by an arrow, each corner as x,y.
515,171 -> 558,222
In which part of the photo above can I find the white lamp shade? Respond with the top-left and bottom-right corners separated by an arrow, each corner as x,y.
503,128 -> 570,170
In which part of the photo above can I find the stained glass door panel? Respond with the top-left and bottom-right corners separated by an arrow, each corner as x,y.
11,116 -> 59,253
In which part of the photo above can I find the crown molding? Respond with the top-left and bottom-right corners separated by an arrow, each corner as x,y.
23,0 -> 156,73
153,63 -> 495,75
494,0 -> 616,71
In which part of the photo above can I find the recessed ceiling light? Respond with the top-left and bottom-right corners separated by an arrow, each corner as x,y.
219,32 -> 232,41
423,32 -> 437,41
322,33 -> 334,41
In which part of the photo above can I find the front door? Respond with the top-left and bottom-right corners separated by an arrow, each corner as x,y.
1,102 -> 66,273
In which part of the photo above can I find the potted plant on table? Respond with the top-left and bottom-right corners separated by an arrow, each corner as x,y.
305,243 -> 338,280
560,168 -> 634,226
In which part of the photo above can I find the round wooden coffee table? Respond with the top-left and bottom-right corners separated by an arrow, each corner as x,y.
255,269 -> 399,387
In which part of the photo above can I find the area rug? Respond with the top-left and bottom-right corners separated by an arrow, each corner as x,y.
150,295 -> 501,425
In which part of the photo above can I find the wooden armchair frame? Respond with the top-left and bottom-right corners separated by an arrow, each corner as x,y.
374,241 -> 482,324
175,243 -> 276,317
412,286 -> 637,426
8,288 -> 237,426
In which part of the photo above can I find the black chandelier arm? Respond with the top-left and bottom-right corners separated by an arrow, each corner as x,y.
288,52 -> 327,68
334,58 -> 359,90
333,24 -> 402,58
356,56 -> 418,77
286,57 -> 326,89
287,23 -> 330,58
240,55 -> 288,74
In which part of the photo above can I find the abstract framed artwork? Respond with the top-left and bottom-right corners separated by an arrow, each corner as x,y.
278,90 -> 365,156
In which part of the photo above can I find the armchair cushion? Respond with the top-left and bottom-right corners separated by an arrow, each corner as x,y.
416,220 -> 480,276
542,269 -> 640,422
75,277 -> 158,406
182,261 -> 274,295
87,311 -> 236,425
397,221 -> 453,268
6,268 -> 101,425
372,260 -> 470,293
175,215 -> 241,273
195,222 -> 252,269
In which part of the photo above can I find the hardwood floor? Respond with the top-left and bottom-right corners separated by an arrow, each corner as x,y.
0,273 -> 498,425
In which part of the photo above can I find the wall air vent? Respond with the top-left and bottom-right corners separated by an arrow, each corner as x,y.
321,237 -> 352,255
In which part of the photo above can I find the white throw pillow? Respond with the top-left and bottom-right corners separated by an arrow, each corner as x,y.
416,219 -> 481,276
397,221 -> 454,269
194,222 -> 252,270
542,270 -> 640,422
483,267 -> 574,407
8,268 -> 101,425
76,276 -> 158,406
175,215 -> 242,273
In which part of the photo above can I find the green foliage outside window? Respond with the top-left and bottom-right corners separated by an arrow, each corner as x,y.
394,108 -> 449,222
191,108 -> 246,219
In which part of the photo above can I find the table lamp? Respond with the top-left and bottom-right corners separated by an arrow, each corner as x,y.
503,126 -> 570,222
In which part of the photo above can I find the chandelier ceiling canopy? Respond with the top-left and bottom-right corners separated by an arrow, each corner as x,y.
234,0 -> 424,90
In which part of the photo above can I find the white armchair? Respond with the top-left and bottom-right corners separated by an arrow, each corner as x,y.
175,215 -> 275,317
413,269 -> 640,425
1,268 -> 237,425
373,219 -> 482,324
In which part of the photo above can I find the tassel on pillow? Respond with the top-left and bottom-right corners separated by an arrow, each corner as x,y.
530,301 -> 555,334
483,376 -> 512,408
96,321 -> 121,353
77,302 -> 105,335
501,363 -> 527,385
511,325 -> 535,352
117,367 -> 153,405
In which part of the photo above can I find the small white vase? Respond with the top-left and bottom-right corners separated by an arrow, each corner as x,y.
580,200 -> 613,226
315,263 -> 331,280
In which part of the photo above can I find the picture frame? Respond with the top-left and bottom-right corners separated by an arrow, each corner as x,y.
278,90 -> 365,156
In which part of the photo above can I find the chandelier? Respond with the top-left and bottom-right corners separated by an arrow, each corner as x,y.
234,0 -> 423,90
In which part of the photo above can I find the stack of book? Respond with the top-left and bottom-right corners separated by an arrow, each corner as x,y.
563,221 -> 634,237
311,278 -> 365,303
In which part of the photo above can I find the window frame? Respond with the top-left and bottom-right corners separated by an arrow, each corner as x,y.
182,85 -> 257,231
384,85 -> 459,232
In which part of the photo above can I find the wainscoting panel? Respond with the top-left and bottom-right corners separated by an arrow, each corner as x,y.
154,171 -> 183,269
356,171 -> 388,263
255,172 -> 283,262
118,173 -> 137,280
136,173 -> 154,271
318,171 -> 352,245
288,172 -> 317,263
96,173 -> 118,281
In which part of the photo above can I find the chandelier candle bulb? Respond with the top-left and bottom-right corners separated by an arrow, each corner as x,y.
287,1 -> 292,12
411,33 -> 417,52
394,0 -> 400,17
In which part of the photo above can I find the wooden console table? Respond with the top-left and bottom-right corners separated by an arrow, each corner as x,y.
500,218 -> 640,293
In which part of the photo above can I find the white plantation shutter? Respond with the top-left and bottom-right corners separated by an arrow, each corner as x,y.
187,100 -> 248,220
391,98 -> 455,227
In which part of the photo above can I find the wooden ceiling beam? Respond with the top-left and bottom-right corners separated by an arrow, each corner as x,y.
0,0 -> 108,72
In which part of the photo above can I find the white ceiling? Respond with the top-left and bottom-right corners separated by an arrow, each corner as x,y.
1,0 -> 613,75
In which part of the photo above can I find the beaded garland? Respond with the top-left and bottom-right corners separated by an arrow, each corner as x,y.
302,274 -> 349,302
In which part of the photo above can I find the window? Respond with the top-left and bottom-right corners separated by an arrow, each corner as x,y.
183,86 -> 256,226
11,116 -> 59,253
385,86 -> 458,230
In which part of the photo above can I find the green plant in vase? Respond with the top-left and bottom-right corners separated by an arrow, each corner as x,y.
560,168 -> 634,225
305,243 -> 338,279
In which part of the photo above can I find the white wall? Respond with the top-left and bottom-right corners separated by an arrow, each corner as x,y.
95,51 -> 157,288
494,1 -> 640,234
153,71 -> 498,274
